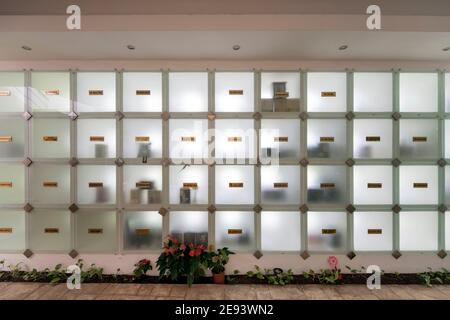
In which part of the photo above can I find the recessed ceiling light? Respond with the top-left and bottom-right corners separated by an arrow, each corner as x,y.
338,45 -> 348,51
21,45 -> 32,51
127,45 -> 135,50
443,47 -> 450,52
232,45 -> 241,51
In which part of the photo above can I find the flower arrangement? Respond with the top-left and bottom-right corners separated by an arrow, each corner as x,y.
205,247 -> 234,284
133,259 -> 152,279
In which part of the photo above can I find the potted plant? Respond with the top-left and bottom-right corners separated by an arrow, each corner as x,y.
206,247 -> 234,284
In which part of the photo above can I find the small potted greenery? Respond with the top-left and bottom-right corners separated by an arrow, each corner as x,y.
206,247 -> 234,284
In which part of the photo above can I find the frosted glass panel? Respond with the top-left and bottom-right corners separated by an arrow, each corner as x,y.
399,73 -> 438,112
77,119 -> 116,158
215,72 -> 254,112
76,72 -> 116,112
29,210 -> 71,251
0,210 -> 25,251
307,73 -> 346,112
261,165 -> 300,204
32,118 -> 70,158
77,165 -> 116,204
399,166 -> 438,205
169,119 -> 208,159
169,72 -> 208,112
446,73 -> 450,112
30,72 -> 70,112
446,212 -> 450,250
0,164 -> 24,204
169,211 -> 208,245
31,164 -> 70,204
354,72 -> 393,112
307,166 -> 346,204
399,120 -> 438,159
446,167 -> 450,204
261,72 -> 300,112
399,211 -> 438,251
76,211 -> 117,252
353,119 -> 392,159
215,165 -> 254,204
215,119 -> 256,160
354,212 -> 393,251
170,165 -> 208,204
0,118 -> 25,158
123,165 -> 162,205
123,211 -> 162,250
446,120 -> 450,159
353,166 -> 392,205
123,72 -> 162,112
123,119 -> 162,158
307,212 -> 347,252
261,211 -> 300,251
307,119 -> 346,159
0,72 -> 25,112
215,211 -> 255,251
260,119 -> 300,160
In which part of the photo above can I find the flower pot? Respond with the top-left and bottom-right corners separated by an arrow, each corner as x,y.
213,272 -> 225,284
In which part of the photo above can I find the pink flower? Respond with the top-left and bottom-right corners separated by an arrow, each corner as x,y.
188,242 -> 194,248
327,256 -> 339,269
189,250 -> 196,257
180,244 -> 186,251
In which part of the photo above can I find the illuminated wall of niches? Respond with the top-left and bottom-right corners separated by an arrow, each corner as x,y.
0,70 -> 449,259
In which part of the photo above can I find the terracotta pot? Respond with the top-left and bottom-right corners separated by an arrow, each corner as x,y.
213,272 -> 225,284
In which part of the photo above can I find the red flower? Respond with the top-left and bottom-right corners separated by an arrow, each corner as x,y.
180,244 -> 186,251
189,250 -> 196,257
198,244 -> 206,250
327,256 -> 339,269
188,242 -> 194,248
195,248 -> 202,256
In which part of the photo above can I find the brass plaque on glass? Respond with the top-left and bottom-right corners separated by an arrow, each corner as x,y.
413,183 -> 428,188
181,136 -> 196,142
274,182 -> 288,188
43,181 -> 58,188
322,229 -> 337,234
44,228 -> 59,234
228,137 -> 242,142
135,136 -> 150,142
229,182 -> 244,188
368,229 -> 382,234
136,90 -> 151,96
0,136 -> 12,142
274,136 -> 288,142
88,228 -> 103,234
183,182 -> 198,189
88,90 -> 103,96
135,228 -> 150,236
320,136 -> 335,142
228,229 -> 243,234
0,182 -> 12,188
0,90 -> 11,96
321,91 -> 336,97
89,182 -> 103,188
366,136 -> 381,142
320,183 -> 335,189
43,136 -> 58,142
229,90 -> 244,95
412,136 -> 427,142
274,91 -> 289,98
0,227 -> 12,233
44,90 -> 60,96
136,181 -> 153,189
367,183 -> 382,189
90,136 -> 105,142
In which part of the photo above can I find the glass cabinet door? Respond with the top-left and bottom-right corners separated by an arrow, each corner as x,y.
353,166 -> 393,205
215,72 -> 254,112
261,72 -> 300,112
399,211 -> 438,251
261,211 -> 300,251
0,210 -> 25,251
29,210 -> 71,251
169,211 -> 208,245
77,119 -> 116,158
169,119 -> 208,160
32,118 -> 70,158
123,119 -> 162,159
169,72 -> 208,112
260,119 -> 300,160
0,164 -> 25,204
399,73 -> 438,112
307,166 -> 346,204
399,166 -> 438,205
0,72 -> 25,112
446,73 -> 450,113
215,211 -> 255,251
169,165 -> 208,205
446,167 -> 450,205
307,119 -> 346,159
30,72 -> 71,113
353,211 -> 393,251
76,72 -> 116,112
76,211 -> 117,252
446,120 -> 450,159
31,164 -> 70,204
215,165 -> 254,204
307,72 -> 347,112
123,72 -> 162,112
215,119 -> 256,161
446,212 -> 450,250
353,119 -> 392,159
261,165 -> 300,204
399,120 -> 438,159
123,211 -> 162,250
0,118 -> 25,158
123,165 -> 162,205
307,211 -> 347,252
353,72 -> 392,112
77,165 -> 116,204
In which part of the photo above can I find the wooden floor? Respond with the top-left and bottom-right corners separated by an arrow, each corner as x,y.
1,282 -> 450,300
